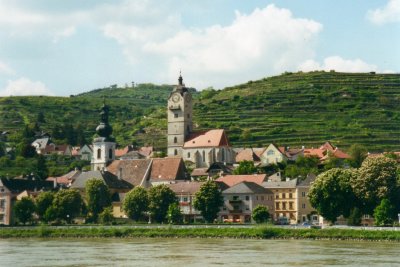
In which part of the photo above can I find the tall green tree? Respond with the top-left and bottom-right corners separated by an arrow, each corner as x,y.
352,156 -> 398,214
35,191 -> 55,222
148,185 -> 177,223
34,154 -> 48,180
348,144 -> 368,168
123,186 -> 149,221
374,199 -> 396,226
14,197 -> 36,225
308,168 -> 356,223
252,205 -> 270,223
85,179 -> 111,222
52,189 -> 84,223
193,181 -> 223,223
167,203 -> 183,224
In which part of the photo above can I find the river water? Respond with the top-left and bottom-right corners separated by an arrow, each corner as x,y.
0,238 -> 399,266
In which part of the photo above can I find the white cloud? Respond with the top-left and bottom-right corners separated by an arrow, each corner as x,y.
0,77 -> 53,96
367,0 -> 400,25
104,5 -> 322,88
0,61 -> 15,76
298,56 -> 378,73
52,26 -> 76,43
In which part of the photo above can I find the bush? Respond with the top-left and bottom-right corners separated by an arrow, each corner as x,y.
252,205 -> 270,223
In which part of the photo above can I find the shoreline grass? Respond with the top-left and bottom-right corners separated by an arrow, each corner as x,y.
1,226 -> 399,241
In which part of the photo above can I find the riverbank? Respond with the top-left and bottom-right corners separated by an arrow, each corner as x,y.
1,226 -> 400,241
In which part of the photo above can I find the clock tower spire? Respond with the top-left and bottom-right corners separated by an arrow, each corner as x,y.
167,73 -> 193,157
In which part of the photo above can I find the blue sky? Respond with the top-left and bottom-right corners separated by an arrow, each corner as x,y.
0,0 -> 399,96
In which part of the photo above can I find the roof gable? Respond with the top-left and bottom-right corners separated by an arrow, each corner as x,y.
107,159 -> 151,186
184,129 -> 230,148
216,174 -> 267,187
150,158 -> 187,181
223,181 -> 272,194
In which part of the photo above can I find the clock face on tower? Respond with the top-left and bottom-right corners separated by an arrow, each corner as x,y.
172,94 -> 180,103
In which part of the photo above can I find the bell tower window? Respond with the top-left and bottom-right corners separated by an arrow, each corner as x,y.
174,149 -> 178,156
97,148 -> 101,159
174,113 -> 178,118
109,148 -> 113,159
174,137 -> 177,143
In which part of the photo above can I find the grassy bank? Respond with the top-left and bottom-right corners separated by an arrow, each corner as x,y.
1,226 -> 400,241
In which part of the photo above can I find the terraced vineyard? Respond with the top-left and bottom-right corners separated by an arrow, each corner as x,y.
193,71 -> 400,151
0,71 -> 399,151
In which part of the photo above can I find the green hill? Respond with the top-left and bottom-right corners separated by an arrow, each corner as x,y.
0,71 -> 399,151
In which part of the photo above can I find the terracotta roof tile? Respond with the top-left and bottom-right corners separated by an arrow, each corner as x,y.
150,158 -> 187,181
184,129 -> 230,148
235,148 -> 264,162
166,181 -> 204,195
107,159 -> 151,186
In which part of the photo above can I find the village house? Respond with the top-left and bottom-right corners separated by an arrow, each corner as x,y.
0,178 -> 54,225
235,148 -> 264,164
304,141 -> 350,162
219,181 -> 274,223
166,181 -> 204,222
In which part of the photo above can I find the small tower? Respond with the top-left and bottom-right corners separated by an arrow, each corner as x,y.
91,100 -> 116,171
167,73 -> 193,157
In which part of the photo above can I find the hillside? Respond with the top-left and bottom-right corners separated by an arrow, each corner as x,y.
0,71 -> 399,151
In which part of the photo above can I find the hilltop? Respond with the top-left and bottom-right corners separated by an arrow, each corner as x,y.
0,71 -> 399,151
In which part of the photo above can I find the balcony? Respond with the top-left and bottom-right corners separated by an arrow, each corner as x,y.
229,209 -> 242,214
169,104 -> 181,110
229,199 -> 242,204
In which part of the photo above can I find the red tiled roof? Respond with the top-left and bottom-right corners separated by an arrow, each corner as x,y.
304,148 -> 325,159
235,148 -> 264,162
107,159 -> 151,186
166,181 -> 204,195
139,146 -> 153,157
150,158 -> 186,181
115,146 -> 132,157
191,168 -> 208,176
215,174 -> 267,187
184,129 -> 230,148
43,144 -> 69,154
71,147 -> 80,156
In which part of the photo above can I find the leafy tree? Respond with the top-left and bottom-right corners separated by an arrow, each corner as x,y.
0,141 -> 5,157
193,181 -> 223,223
167,203 -> 183,224
374,199 -> 395,226
252,205 -> 270,223
85,179 -> 111,222
37,111 -> 46,123
34,155 -> 48,180
14,197 -> 36,225
35,191 -> 55,222
347,207 -> 362,226
52,189 -> 84,223
123,186 -> 149,221
348,144 -> 368,168
308,168 -> 356,223
233,160 -> 258,175
352,156 -> 398,214
16,142 -> 36,158
99,207 -> 114,225
148,185 -> 177,223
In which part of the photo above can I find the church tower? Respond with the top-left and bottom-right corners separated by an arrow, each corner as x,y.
91,100 -> 116,171
167,73 -> 193,157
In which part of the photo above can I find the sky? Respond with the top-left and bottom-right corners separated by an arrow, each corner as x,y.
0,0 -> 399,96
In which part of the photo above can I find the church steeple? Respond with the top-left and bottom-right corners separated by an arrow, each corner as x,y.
178,71 -> 183,86
95,100 -> 113,141
91,98 -> 116,171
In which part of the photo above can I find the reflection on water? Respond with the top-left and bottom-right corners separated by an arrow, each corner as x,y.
0,238 -> 399,267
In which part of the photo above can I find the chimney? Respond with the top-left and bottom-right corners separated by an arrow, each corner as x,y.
118,168 -> 123,180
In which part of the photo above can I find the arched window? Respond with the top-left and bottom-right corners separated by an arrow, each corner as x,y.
267,150 -> 275,156
174,137 -> 177,143
202,150 -> 205,162
174,149 -> 178,156
187,152 -> 191,158
97,148 -> 101,159
109,148 -> 113,159
187,125 -> 190,133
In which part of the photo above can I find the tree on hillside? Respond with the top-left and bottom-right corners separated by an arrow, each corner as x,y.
148,185 -> 177,223
34,154 -> 48,180
14,197 -> 36,225
233,160 -> 258,175
52,189 -> 84,223
123,186 -> 149,221
35,191 -> 55,222
374,199 -> 396,226
193,181 -> 223,223
352,156 -> 398,214
348,144 -> 368,168
252,205 -> 270,223
85,179 -> 111,222
308,168 -> 356,223
347,207 -> 362,226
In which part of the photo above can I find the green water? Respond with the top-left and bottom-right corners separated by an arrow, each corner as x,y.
0,238 -> 399,266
